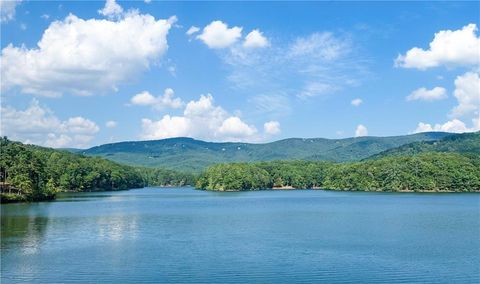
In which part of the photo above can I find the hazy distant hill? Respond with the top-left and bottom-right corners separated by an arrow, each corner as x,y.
368,132 -> 480,159
81,132 -> 451,172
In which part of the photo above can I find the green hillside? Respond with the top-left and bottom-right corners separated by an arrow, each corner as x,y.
0,138 -> 194,203
368,132 -> 480,159
81,132 -> 450,172
196,153 -> 480,192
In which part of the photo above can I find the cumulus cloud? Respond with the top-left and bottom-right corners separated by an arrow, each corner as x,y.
397,25 -> 479,134
98,0 -> 123,18
105,120 -> 117,128
218,117 -> 257,137
410,72 -> 479,135
414,118 -> 480,133
1,11 -> 176,97
140,94 -> 264,141
406,87 -> 447,102
450,72 -> 480,117
0,100 -> 99,148
243,29 -> 269,48
395,24 -> 480,69
263,121 -> 281,135
130,88 -> 183,110
197,20 -> 242,49
141,115 -> 190,139
0,0 -> 21,22
355,124 -> 368,137
351,98 -> 363,106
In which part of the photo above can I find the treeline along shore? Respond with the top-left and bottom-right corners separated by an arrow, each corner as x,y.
0,138 -> 195,203
195,154 -> 480,192
1,132 -> 479,202
196,132 -> 480,192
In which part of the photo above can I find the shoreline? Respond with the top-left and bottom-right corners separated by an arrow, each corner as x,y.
199,187 -> 480,193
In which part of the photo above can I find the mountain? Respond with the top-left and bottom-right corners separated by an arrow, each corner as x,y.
368,132 -> 480,159
81,132 -> 451,172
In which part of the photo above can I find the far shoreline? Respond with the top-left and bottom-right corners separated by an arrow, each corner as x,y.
3,186 -> 478,204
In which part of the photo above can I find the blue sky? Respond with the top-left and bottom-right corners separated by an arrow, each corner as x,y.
1,0 -> 479,148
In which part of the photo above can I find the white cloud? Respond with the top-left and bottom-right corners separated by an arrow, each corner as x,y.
41,14 -> 50,20
131,91 -> 157,105
0,100 -> 99,148
98,0 -> 123,18
355,124 -> 368,137
218,117 -> 257,137
105,120 -> 117,128
395,24 -> 480,69
288,32 -> 349,61
186,26 -> 200,36
243,29 -> 269,48
197,20 -> 242,49
406,87 -> 447,102
141,116 -> 190,140
144,0 -> 152,3
167,64 -> 176,76
130,88 -> 184,110
140,94 -> 261,142
0,0 -> 21,22
250,94 -> 292,117
450,71 -> 480,117
263,121 -> 281,135
299,82 -> 338,98
1,12 -> 176,97
351,98 -> 363,106
414,118 -> 480,133
224,31 -> 367,107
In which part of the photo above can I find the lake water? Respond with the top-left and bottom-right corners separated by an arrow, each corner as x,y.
1,187 -> 479,283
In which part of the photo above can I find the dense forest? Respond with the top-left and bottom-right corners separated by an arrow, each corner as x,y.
196,153 -> 480,192
0,138 -> 194,203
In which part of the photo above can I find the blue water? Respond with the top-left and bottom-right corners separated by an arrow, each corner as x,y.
1,187 -> 479,283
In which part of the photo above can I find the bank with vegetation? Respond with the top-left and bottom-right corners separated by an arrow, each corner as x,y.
195,153 -> 480,192
196,132 -> 480,192
0,138 -> 195,203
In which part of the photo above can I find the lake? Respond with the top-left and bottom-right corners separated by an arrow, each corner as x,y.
1,187 -> 479,283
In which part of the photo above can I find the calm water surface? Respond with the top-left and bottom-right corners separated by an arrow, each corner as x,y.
1,187 -> 479,283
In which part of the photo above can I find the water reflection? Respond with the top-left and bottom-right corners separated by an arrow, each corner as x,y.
1,204 -> 50,254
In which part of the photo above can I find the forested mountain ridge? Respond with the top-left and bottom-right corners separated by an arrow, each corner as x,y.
367,132 -> 480,159
81,132 -> 451,172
